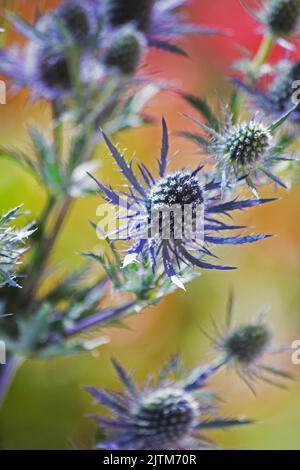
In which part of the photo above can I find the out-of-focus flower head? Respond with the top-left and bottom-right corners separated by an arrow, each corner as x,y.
182,94 -> 295,195
233,59 -> 300,127
86,357 -> 251,450
0,0 -> 105,101
102,25 -> 146,76
104,0 -> 222,55
212,292 -> 293,392
89,119 -> 274,289
242,0 -> 300,48
0,0 -> 222,102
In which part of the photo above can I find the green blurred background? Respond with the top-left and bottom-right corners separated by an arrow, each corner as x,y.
0,0 -> 300,450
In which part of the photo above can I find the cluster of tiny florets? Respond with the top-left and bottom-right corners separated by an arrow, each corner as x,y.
264,0 -> 300,35
222,323 -> 272,364
224,121 -> 271,166
38,49 -> 72,91
58,1 -> 92,44
104,29 -> 145,75
149,172 -> 204,207
106,0 -> 155,32
27,3 -> 93,94
131,388 -> 199,447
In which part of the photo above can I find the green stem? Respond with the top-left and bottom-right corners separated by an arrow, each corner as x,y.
234,33 -> 274,118
68,48 -> 85,109
22,196 -> 72,307
250,33 -> 274,76
52,100 -> 64,168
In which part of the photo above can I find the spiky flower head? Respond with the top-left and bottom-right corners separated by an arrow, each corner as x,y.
86,358 -> 250,450
262,0 -> 300,36
130,388 -> 198,448
90,119 -> 274,289
184,95 -> 295,194
222,323 -> 272,365
106,0 -> 155,32
213,294 -> 293,390
242,0 -> 300,46
55,1 -> 97,45
225,121 -> 271,167
36,48 -> 72,93
103,27 -> 146,75
9,0 -> 100,48
149,171 -> 204,207
268,60 -> 300,112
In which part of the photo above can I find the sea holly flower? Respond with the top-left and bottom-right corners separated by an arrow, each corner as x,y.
104,0 -> 221,55
211,293 -> 293,392
242,0 -> 300,48
86,357 -> 251,450
103,26 -> 146,76
53,0 -> 101,47
233,59 -> 300,127
0,206 -> 34,288
0,1 -> 104,101
90,119 -> 274,288
182,94 -> 296,194
9,0 -> 101,48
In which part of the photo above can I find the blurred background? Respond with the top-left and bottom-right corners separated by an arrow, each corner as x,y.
0,0 -> 300,450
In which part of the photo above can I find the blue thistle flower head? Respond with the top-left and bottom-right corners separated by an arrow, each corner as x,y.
212,293 -> 293,391
260,0 -> 300,37
104,0 -> 221,55
0,42 -> 100,101
233,59 -> 300,126
222,322 -> 272,365
54,0 -> 100,46
90,119 -> 274,289
106,0 -> 155,32
243,0 -> 300,47
187,105 -> 295,194
103,26 -> 146,76
11,0 -> 101,47
0,206 -> 34,288
86,357 -> 251,450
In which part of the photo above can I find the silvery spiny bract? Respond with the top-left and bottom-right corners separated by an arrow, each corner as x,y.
86,358 -> 251,450
234,59 -> 300,126
90,119 -> 274,289
0,206 -> 34,288
211,294 -> 293,391
185,98 -> 295,194
55,0 -> 99,46
243,0 -> 300,46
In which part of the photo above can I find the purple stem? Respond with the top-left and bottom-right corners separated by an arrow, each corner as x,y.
0,354 -> 24,407
62,301 -> 138,338
184,359 -> 228,392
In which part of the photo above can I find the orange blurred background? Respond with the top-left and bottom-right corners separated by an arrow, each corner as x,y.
0,0 -> 300,450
